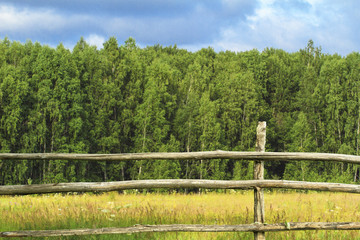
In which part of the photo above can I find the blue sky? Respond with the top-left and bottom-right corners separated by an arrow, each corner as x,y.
0,0 -> 358,56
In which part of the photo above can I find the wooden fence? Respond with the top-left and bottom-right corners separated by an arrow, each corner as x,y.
1,121 -> 360,239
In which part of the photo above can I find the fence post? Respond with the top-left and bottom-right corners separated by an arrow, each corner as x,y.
254,121 -> 266,240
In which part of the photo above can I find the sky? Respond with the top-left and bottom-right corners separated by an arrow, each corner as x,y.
0,0 -> 359,56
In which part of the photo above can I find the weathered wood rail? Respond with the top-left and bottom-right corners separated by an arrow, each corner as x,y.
1,122 -> 360,239
3,179 -> 360,195
2,222 -> 360,238
2,151 -> 360,163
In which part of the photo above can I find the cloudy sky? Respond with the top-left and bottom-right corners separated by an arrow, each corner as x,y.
0,0 -> 358,56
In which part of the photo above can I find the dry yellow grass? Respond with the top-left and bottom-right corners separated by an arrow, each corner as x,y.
1,190 -> 360,239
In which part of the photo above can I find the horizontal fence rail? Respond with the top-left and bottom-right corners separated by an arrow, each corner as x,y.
2,179 -> 360,195
2,222 -> 360,238
2,151 -> 360,164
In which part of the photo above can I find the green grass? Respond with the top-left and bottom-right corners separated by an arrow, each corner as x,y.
1,190 -> 360,239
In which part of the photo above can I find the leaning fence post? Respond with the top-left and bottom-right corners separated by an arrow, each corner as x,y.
254,121 -> 266,240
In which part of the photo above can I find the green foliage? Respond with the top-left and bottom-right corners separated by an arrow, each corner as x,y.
1,38 -> 360,185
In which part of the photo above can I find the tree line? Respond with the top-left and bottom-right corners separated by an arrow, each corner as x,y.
1,37 -> 360,185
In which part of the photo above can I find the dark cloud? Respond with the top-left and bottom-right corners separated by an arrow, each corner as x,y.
1,0 -> 205,17
0,0 -> 258,48
118,0 -> 258,45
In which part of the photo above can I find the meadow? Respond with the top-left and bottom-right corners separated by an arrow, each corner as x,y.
1,190 -> 360,239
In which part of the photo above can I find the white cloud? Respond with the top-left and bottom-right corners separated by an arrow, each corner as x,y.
85,34 -> 105,49
0,5 -> 65,32
211,0 -> 357,55
0,4 -> 98,38
305,0 -> 324,5
213,27 -> 257,52
213,1 -> 309,52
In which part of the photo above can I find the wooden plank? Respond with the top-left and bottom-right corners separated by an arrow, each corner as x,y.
2,222 -> 360,237
2,179 -> 360,195
254,121 -> 266,240
1,151 -> 360,164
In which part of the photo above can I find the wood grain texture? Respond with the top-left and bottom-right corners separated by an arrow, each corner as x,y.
1,151 -> 360,164
254,121 -> 266,240
2,222 -> 360,237
2,179 -> 360,195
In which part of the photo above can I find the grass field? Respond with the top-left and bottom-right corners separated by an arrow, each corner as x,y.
1,190 -> 360,239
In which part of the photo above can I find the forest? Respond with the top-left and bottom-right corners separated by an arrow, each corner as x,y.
1,37 -> 360,186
